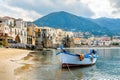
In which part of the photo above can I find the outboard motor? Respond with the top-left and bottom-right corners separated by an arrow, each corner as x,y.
89,49 -> 96,62
92,49 -> 96,54
89,49 -> 96,54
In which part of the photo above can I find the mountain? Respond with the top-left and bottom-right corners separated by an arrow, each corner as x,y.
92,17 -> 120,35
34,11 -> 112,36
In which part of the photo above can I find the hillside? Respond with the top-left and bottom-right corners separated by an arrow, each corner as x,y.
34,11 -> 112,36
92,18 -> 120,35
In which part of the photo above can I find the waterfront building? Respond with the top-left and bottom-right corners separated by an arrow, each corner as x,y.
0,24 -> 10,35
64,31 -> 73,38
112,36 -> 120,46
73,32 -> 84,38
14,19 -> 27,44
27,22 -> 37,45
98,36 -> 112,46
35,27 -> 43,49
0,16 -> 15,27
73,38 -> 81,47
113,36 -> 120,39
0,22 -> 13,46
33,26 -> 54,48
0,16 -> 28,47
54,29 -> 65,47
37,27 -> 74,48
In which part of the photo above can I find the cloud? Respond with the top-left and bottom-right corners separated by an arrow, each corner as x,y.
109,0 -> 120,8
109,0 -> 120,14
6,0 -> 55,15
3,0 -> 94,19
0,6 -> 41,21
60,0 -> 95,17
0,0 -> 42,21
81,0 -> 115,18
0,0 -> 120,21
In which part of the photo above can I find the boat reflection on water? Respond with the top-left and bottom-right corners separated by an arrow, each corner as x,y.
62,65 -> 97,80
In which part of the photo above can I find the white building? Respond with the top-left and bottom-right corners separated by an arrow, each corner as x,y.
0,24 -> 10,36
0,16 -> 15,27
14,19 -> 27,44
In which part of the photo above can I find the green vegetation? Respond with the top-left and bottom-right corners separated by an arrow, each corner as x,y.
112,42 -> 119,46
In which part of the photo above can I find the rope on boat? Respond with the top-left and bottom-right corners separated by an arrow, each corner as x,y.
61,53 -> 78,79
66,63 -> 79,80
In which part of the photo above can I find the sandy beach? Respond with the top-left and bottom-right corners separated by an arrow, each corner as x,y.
0,48 -> 31,80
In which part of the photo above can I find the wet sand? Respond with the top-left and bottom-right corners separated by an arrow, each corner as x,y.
0,48 -> 31,80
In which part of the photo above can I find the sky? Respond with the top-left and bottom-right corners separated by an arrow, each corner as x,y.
0,0 -> 120,21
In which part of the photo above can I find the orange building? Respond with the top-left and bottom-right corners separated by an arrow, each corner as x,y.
73,38 -> 81,46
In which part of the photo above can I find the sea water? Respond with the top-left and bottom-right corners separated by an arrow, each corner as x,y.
15,48 -> 120,80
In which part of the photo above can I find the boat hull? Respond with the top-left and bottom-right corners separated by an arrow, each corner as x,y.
62,63 -> 96,67
59,53 -> 97,68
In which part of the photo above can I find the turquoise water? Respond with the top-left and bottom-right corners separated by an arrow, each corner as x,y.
15,49 -> 120,80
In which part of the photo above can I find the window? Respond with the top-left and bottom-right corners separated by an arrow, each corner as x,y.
27,28 -> 29,31
15,29 -> 17,35
8,39 -> 13,43
24,32 -> 26,36
38,32 -> 41,37
21,31 -> 23,35
38,29 -> 40,32
0,39 -> 3,41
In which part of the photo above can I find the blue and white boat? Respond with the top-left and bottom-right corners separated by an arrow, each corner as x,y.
57,47 -> 98,67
